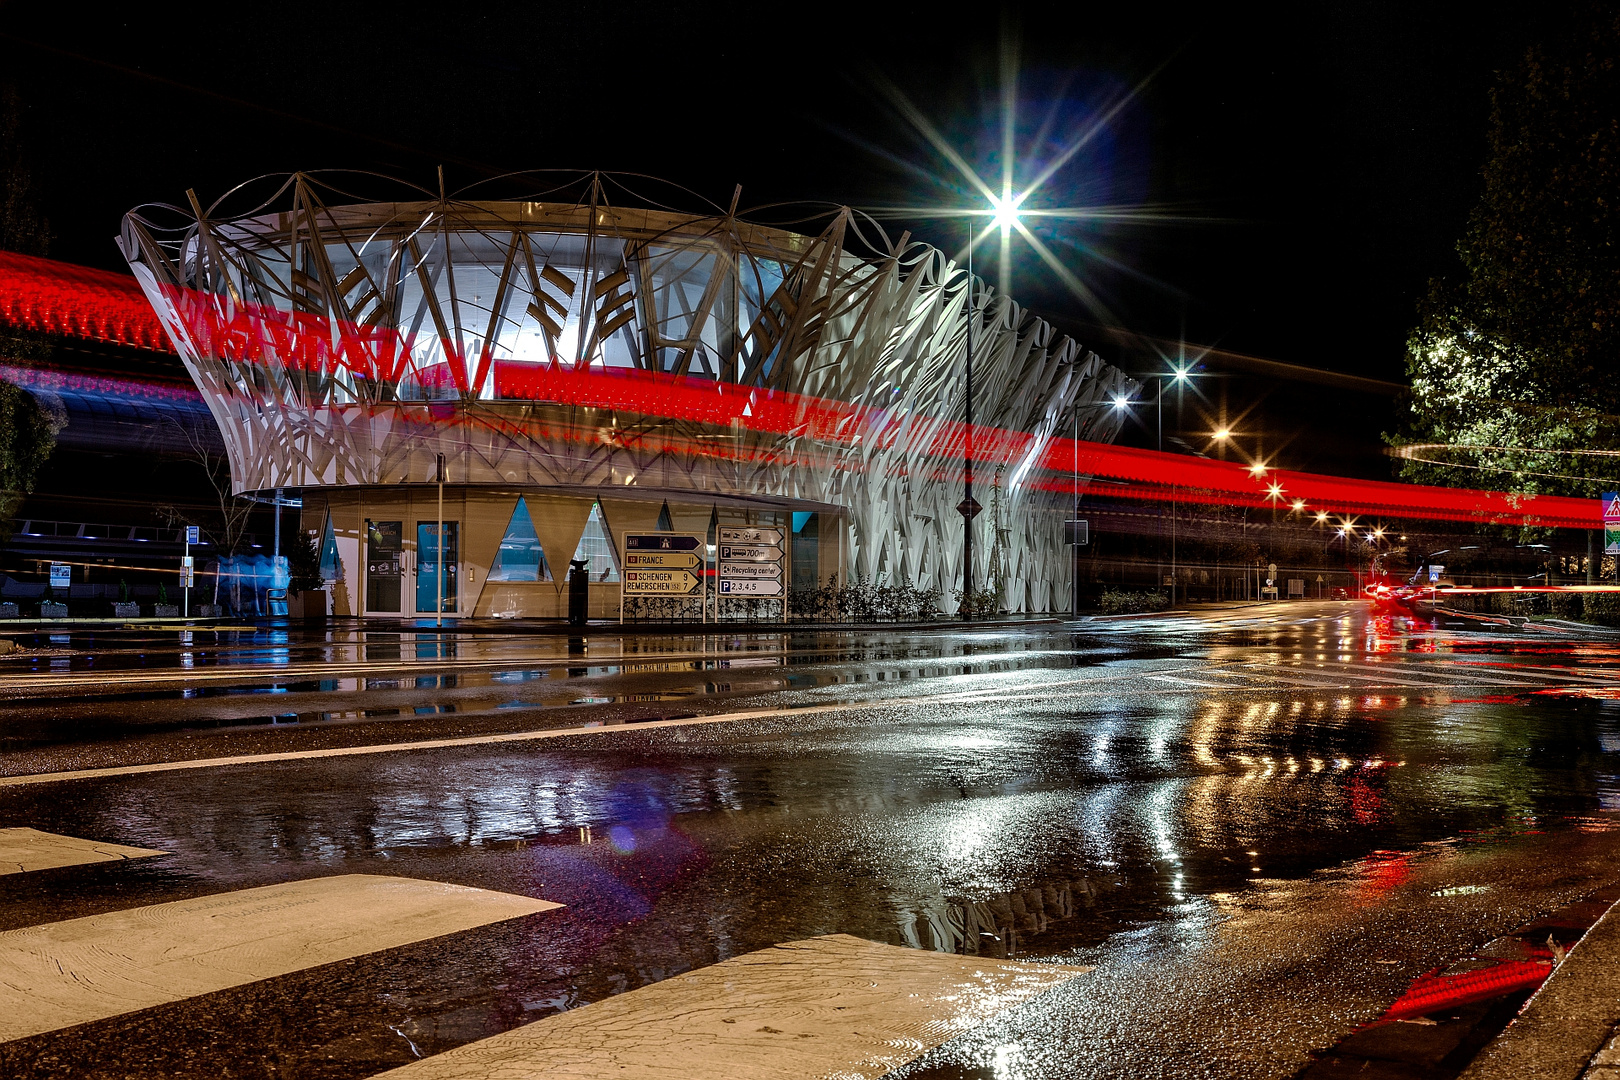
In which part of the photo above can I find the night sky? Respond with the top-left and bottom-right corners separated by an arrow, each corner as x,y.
0,2 -> 1566,476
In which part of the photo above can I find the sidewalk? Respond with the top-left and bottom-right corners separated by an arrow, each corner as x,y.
1461,895 -> 1620,1079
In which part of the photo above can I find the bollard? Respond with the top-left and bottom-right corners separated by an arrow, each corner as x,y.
568,559 -> 589,626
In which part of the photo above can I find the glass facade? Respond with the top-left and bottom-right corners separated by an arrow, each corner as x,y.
487,497 -> 549,581
572,502 -> 619,582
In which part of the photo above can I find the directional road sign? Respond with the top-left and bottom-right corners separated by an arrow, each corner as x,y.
624,551 -> 703,569
624,534 -> 703,552
720,578 -> 784,597
719,560 -> 782,579
718,526 -> 784,546
622,569 -> 702,594
718,543 -> 780,562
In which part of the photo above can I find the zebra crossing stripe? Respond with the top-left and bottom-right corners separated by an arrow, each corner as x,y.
370,933 -> 1087,1080
0,827 -> 165,875
1145,674 -> 1227,687
0,874 -> 558,1043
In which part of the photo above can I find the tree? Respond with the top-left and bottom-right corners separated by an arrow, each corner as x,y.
152,416 -> 256,557
0,82 -> 57,540
287,529 -> 322,593
0,380 -> 54,539
0,84 -> 49,257
1394,8 -> 1620,498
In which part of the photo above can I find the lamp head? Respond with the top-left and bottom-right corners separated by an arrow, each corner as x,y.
990,196 -> 1022,231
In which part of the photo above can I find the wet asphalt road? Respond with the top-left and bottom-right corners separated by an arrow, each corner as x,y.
4,601 -> 1620,1078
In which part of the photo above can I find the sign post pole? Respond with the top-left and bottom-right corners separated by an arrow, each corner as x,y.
183,525 -> 199,618
435,453 -> 445,629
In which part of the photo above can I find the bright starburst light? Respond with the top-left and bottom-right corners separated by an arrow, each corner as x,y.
866,29 -> 1175,313
990,195 -> 1023,231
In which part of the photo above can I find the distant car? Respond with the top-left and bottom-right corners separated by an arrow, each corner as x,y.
1330,587 -> 1350,600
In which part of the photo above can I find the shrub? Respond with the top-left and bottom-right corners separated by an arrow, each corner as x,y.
1098,589 -> 1170,615
786,575 -> 943,623
1585,592 -> 1620,627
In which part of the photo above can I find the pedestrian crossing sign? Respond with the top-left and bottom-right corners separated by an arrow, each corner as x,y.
1605,492 -> 1620,553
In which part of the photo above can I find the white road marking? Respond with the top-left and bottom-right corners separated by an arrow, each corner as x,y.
371,933 -> 1087,1080
0,827 -> 165,875
1447,663 -> 1620,686
0,647 -> 790,692
0,654 -> 1608,789
0,874 -> 557,1043
0,665 -> 1233,789
1145,674 -> 1226,687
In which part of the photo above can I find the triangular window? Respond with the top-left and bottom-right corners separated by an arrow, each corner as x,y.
572,501 -> 619,582
488,497 -> 551,581
655,500 -> 674,532
318,513 -> 341,582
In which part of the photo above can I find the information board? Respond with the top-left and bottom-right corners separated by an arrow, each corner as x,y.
620,533 -> 706,619
49,563 -> 70,589
717,525 -> 785,608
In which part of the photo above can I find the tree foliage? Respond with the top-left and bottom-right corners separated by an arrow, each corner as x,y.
0,379 -> 55,537
1395,8 -> 1620,497
287,529 -> 322,593
0,82 -> 58,541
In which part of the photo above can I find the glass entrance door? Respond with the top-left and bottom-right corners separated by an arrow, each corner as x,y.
365,520 -> 403,613
415,522 -> 459,613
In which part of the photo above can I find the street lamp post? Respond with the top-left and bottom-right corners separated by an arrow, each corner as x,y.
1154,371 -> 1188,604
957,218 -> 983,618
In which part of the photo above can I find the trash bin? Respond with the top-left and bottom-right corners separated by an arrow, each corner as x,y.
568,559 -> 589,626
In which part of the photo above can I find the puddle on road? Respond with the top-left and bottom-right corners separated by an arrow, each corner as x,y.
0,644 -> 1120,755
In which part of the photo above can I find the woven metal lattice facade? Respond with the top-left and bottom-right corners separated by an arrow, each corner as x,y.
119,175 -> 1136,612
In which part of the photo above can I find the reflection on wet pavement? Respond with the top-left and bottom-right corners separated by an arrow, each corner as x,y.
3,603 -> 1620,1077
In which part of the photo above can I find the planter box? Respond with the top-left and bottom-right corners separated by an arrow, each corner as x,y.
197,604 -> 223,618
40,602 -> 68,618
113,602 -> 141,618
153,604 -> 179,617
0,602 -> 17,619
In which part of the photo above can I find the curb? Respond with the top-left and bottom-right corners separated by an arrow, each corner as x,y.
1461,896 -> 1620,1079
1295,886 -> 1620,1079
1541,619 -> 1620,637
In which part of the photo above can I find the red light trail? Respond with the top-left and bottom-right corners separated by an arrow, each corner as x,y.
0,250 -> 1600,529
